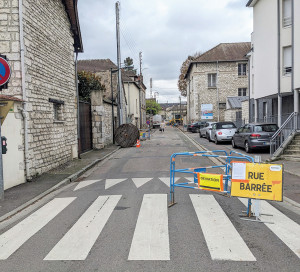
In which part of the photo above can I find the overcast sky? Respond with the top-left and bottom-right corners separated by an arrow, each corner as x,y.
78,0 -> 253,103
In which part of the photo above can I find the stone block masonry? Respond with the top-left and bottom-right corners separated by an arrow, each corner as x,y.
1,0 -> 78,179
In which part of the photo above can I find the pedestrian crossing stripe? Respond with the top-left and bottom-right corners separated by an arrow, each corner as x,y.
0,197 -> 76,260
74,177 -> 197,191
239,198 -> 300,259
0,194 -> 299,262
74,179 -> 102,191
45,195 -> 121,261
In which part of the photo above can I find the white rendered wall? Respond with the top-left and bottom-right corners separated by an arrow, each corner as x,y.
2,103 -> 26,190
294,0 -> 300,90
252,0 -> 278,99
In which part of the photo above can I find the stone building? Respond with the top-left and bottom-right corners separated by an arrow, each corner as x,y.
0,0 -> 83,189
77,59 -> 119,148
184,42 -> 251,123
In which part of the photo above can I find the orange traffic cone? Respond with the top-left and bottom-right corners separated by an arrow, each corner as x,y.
136,139 -> 141,148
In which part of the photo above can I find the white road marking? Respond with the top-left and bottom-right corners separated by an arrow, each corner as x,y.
128,194 -> 170,260
239,198 -> 300,258
132,178 -> 153,188
0,197 -> 76,260
159,177 -> 179,187
74,179 -> 102,191
44,195 -> 122,261
105,179 -> 127,189
190,194 -> 256,261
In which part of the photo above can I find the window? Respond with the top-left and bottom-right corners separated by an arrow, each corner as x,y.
208,73 -> 217,87
254,124 -> 278,132
49,98 -> 64,121
283,0 -> 292,27
283,46 -> 292,75
238,63 -> 247,76
263,102 -> 267,120
219,102 -> 226,109
238,88 -> 247,96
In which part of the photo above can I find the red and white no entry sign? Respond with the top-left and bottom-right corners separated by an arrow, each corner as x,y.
0,57 -> 11,87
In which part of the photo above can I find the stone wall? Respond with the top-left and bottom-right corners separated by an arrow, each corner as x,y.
91,90 -> 117,148
188,61 -> 248,122
241,100 -> 249,123
2,0 -> 78,179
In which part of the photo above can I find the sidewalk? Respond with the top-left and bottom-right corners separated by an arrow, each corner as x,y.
0,145 -> 120,220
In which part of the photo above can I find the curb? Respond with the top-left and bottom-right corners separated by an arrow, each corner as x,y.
0,146 -> 121,223
180,129 -> 300,208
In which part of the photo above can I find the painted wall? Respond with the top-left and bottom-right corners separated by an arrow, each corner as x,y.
251,0 -> 278,99
124,82 -> 141,128
294,0 -> 300,90
2,103 -> 25,189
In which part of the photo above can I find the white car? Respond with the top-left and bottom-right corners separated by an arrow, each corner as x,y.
199,122 -> 216,141
210,122 -> 237,144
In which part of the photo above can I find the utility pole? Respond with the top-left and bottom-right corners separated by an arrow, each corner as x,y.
179,96 -> 182,125
139,52 -> 142,128
150,78 -> 152,98
115,1 -> 123,125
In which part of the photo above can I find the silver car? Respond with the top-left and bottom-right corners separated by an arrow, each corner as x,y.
199,122 -> 216,140
210,122 -> 237,144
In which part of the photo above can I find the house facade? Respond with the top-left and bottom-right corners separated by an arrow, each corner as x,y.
123,71 -> 146,129
185,43 -> 251,123
0,0 -> 83,189
247,0 -> 300,125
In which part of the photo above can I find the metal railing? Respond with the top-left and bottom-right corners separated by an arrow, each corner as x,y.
270,112 -> 300,157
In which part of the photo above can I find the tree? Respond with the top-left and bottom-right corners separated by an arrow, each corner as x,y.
177,52 -> 202,97
146,100 -> 161,115
124,57 -> 133,70
78,71 -> 106,102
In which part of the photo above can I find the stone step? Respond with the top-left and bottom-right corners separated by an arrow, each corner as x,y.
285,145 -> 300,151
280,155 -> 300,162
283,150 -> 300,155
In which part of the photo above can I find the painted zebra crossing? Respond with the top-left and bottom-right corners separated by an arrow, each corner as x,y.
73,177 -> 193,191
0,194 -> 299,262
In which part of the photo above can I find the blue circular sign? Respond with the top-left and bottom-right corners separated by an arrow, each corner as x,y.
0,57 -> 11,87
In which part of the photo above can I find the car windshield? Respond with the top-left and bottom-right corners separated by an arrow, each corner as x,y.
217,123 -> 236,129
254,124 -> 278,132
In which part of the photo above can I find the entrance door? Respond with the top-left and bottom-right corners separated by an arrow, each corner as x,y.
79,101 -> 92,153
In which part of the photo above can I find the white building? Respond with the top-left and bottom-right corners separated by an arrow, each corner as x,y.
247,0 -> 300,125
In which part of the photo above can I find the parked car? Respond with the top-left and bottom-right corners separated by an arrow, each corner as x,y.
210,122 -> 237,144
199,122 -> 215,139
232,123 -> 279,153
188,122 -> 206,133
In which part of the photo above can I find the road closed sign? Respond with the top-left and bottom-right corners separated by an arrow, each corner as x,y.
198,173 -> 223,192
0,56 -> 11,87
231,162 -> 283,201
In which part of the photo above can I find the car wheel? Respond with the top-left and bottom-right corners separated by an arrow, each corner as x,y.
207,133 -> 211,142
196,128 -> 200,133
199,132 -> 202,138
214,136 -> 219,145
245,141 -> 252,153
232,139 -> 236,148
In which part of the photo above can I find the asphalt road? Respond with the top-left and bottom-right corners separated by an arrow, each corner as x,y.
0,127 -> 299,272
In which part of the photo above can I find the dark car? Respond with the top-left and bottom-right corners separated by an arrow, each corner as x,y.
188,122 -> 206,133
232,123 -> 279,153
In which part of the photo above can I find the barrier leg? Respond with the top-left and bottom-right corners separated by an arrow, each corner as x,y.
169,160 -> 177,207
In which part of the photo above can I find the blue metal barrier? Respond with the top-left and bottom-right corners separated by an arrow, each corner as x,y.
169,150 -> 254,209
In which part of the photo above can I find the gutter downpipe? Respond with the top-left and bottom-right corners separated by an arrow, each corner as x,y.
75,52 -> 81,158
19,0 -> 30,180
277,0 -> 282,127
216,61 -> 220,122
292,0 -> 298,114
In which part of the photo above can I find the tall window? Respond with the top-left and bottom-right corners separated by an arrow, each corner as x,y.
283,0 -> 292,27
208,73 -> 216,87
238,88 -> 247,96
238,63 -> 247,76
283,46 -> 292,75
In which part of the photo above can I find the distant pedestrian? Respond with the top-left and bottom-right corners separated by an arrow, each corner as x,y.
160,121 -> 166,132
